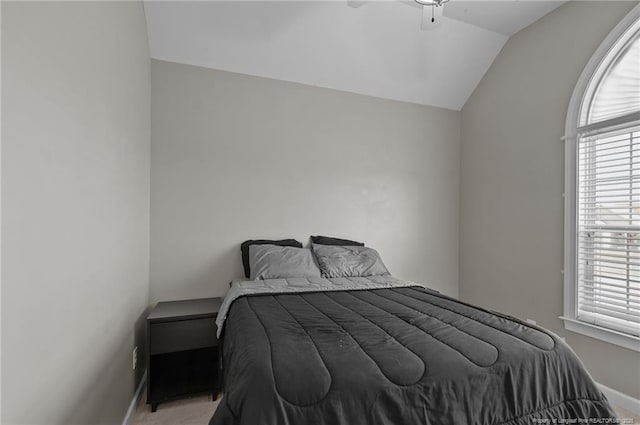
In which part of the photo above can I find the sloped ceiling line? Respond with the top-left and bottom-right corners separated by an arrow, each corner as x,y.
144,1 -> 565,110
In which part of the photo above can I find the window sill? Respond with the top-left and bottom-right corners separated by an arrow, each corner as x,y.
560,316 -> 640,352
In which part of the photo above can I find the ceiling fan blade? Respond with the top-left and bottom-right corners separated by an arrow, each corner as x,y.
420,4 -> 444,31
398,0 -> 423,10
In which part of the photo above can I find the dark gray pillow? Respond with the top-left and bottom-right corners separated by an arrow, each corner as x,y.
311,244 -> 390,278
310,235 -> 364,247
249,244 -> 322,280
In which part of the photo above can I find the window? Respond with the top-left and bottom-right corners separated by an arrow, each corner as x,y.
563,5 -> 640,351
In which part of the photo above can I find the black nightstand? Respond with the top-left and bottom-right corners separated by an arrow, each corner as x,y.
146,297 -> 222,412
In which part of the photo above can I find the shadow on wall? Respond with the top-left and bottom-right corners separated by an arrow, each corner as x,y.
58,307 -> 150,425
152,245 -> 243,303
199,245 -> 245,289
61,332 -> 134,425
134,307 -> 151,387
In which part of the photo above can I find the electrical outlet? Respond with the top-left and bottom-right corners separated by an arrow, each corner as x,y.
133,346 -> 138,370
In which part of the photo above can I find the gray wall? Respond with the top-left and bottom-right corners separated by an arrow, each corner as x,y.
150,59 -> 461,303
2,2 -> 150,424
460,1 -> 640,399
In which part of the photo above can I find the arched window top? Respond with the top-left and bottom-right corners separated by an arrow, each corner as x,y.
579,19 -> 640,127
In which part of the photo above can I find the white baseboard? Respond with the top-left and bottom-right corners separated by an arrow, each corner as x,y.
122,370 -> 147,425
598,382 -> 640,416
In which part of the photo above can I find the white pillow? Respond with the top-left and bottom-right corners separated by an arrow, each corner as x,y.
249,244 -> 322,280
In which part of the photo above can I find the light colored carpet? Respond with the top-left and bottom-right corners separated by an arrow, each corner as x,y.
132,393 -> 640,425
616,406 -> 640,424
131,392 -> 219,425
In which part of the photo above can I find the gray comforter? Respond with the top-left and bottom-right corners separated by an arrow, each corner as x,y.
210,276 -> 616,425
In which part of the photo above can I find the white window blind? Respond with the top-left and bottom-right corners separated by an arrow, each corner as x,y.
577,126 -> 640,337
586,35 -> 640,125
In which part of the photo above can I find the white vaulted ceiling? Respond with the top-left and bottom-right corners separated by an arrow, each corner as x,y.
144,1 -> 565,110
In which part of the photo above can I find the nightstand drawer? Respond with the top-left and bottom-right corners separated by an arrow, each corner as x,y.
150,318 -> 217,354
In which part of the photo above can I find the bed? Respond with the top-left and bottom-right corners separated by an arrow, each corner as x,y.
209,275 -> 616,425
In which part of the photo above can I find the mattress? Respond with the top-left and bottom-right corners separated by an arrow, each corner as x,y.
210,276 -> 616,425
